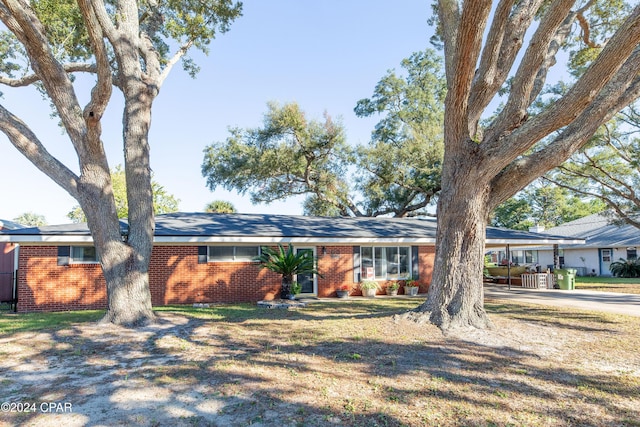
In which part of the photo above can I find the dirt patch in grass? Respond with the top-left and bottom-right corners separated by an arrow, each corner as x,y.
1,299 -> 639,426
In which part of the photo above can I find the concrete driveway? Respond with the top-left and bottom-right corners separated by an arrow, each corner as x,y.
484,284 -> 640,317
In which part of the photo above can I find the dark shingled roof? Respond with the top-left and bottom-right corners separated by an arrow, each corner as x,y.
0,212 -> 579,244
543,213 -> 640,248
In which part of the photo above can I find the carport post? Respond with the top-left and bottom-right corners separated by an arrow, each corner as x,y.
506,244 -> 511,290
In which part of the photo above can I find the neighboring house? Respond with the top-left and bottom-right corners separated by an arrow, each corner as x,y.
0,219 -> 24,307
535,213 -> 640,277
0,212 -> 580,313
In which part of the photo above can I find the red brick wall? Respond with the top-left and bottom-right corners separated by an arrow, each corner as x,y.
16,244 -> 436,312
17,246 -> 107,312
148,246 -> 281,305
417,246 -> 435,293
317,246 -> 357,297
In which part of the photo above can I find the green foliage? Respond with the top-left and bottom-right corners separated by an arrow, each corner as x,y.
354,49 -> 445,216
565,1 -> 632,78
67,165 -> 180,222
290,281 -> 302,295
204,200 -> 236,213
549,104 -> 640,227
202,102 -> 353,215
491,181 -> 606,230
609,258 -> 640,278
202,50 -> 446,218
31,0 -> 91,61
255,244 -> 319,298
386,281 -> 400,291
13,212 -> 47,227
490,198 -> 533,230
2,0 -> 242,82
359,280 -> 379,290
142,0 -> 243,77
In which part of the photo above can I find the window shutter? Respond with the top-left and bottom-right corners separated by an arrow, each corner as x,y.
198,246 -> 208,264
57,246 -> 70,266
353,246 -> 361,282
411,246 -> 419,279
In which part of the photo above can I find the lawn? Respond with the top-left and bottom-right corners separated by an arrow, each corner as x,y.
1,299 -> 638,426
576,276 -> 640,294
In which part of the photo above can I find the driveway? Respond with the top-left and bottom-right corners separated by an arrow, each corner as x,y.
484,284 -> 640,317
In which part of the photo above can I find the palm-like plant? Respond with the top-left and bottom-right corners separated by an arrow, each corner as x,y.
609,258 -> 640,278
256,244 -> 320,299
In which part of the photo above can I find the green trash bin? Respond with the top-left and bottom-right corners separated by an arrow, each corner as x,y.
555,268 -> 576,290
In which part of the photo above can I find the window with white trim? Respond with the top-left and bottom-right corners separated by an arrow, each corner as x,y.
207,245 -> 260,262
360,246 -> 411,280
71,246 -> 98,263
627,247 -> 637,260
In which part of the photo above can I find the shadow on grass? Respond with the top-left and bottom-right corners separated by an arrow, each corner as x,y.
1,301 -> 638,426
485,302 -> 625,332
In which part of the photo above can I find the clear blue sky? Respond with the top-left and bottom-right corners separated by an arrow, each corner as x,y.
0,1 -> 433,225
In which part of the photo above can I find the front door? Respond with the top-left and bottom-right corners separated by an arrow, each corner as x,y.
295,247 -> 316,294
599,248 -> 613,276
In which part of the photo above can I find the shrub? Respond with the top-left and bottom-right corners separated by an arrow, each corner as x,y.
359,280 -> 379,290
609,258 -> 640,278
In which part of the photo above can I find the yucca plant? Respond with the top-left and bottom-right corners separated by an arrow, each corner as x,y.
256,244 -> 320,299
609,258 -> 640,278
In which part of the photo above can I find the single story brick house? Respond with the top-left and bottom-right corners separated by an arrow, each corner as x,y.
0,212 -> 580,313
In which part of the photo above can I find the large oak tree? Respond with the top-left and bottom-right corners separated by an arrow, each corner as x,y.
416,0 -> 640,330
202,50 -> 446,218
0,0 -> 241,325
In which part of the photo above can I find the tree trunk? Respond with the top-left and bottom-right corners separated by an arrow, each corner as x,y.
76,162 -> 155,326
281,274 -> 293,299
99,240 -> 155,326
412,161 -> 494,331
98,78 -> 157,326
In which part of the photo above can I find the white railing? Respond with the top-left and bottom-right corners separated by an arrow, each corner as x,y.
521,273 -> 555,289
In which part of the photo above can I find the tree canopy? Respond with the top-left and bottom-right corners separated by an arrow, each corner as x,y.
202,50 -> 446,217
491,181 -> 606,230
353,49 -> 445,217
13,212 -> 47,227
548,102 -> 640,228
204,200 -> 237,213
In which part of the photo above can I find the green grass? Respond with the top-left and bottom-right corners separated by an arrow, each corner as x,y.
0,310 -> 105,335
575,276 -> 640,294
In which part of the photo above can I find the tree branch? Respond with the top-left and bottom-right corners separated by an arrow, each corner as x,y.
488,48 -> 640,209
0,104 -> 79,198
158,40 -> 194,86
482,0 -> 576,149
576,9 -> 601,48
484,6 -> 640,173
546,175 -> 640,229
469,0 -> 543,132
0,63 -> 97,87
440,0 -> 492,146
78,0 -> 112,126
1,0 -> 87,154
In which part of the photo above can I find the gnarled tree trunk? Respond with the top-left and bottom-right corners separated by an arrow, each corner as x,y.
407,1 -> 640,332
412,152 -> 493,330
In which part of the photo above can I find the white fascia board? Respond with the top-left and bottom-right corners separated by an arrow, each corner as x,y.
0,235 -> 94,244
485,238 -> 585,248
1,235 -> 584,246
152,236 -> 438,245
